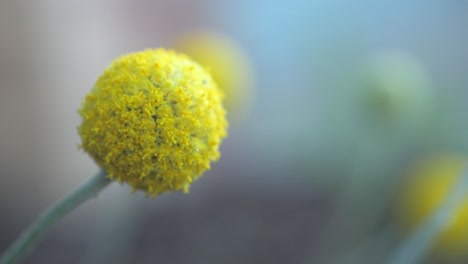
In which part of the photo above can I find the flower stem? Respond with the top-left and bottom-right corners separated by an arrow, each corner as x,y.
0,170 -> 112,264
315,131 -> 400,261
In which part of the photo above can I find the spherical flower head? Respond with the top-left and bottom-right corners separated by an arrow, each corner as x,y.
78,49 -> 228,197
357,50 -> 434,128
174,30 -> 253,120
395,154 -> 468,258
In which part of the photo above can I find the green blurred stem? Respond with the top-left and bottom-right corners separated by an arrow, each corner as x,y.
316,131 -> 399,262
388,169 -> 468,264
0,170 -> 111,264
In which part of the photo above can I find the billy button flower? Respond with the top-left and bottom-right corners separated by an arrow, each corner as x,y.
317,51 -> 435,262
393,154 -> 468,261
174,30 -> 253,120
0,48 -> 227,264
358,50 -> 433,130
79,48 -> 227,196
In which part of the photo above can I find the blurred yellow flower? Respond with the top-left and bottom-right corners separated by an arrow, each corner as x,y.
174,30 -> 253,119
78,49 -> 227,197
395,154 -> 468,257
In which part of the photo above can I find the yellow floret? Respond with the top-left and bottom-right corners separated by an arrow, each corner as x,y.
395,154 -> 468,257
78,49 -> 227,197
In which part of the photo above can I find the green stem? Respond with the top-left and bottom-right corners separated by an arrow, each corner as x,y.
387,169 -> 468,264
0,170 -> 112,264
315,131 -> 399,262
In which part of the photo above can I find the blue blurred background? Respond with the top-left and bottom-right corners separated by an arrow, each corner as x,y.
1,1 -> 468,263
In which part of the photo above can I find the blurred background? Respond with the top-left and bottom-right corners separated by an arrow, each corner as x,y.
1,1 -> 468,263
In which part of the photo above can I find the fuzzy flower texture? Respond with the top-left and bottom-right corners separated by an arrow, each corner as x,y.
78,49 -> 227,196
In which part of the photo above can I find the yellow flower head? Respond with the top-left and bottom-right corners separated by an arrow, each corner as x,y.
395,154 -> 468,257
78,49 -> 228,197
174,30 -> 253,119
